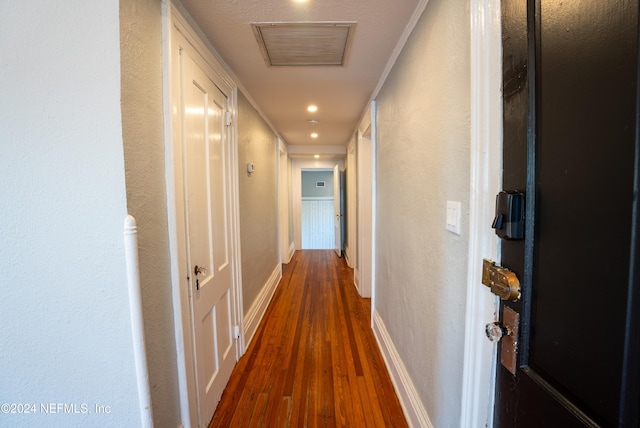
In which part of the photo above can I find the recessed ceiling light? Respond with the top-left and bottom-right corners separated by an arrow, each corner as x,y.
307,105 -> 318,113
314,155 -> 320,158
311,133 -> 318,138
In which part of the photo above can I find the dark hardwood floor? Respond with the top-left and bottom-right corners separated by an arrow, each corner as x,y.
208,250 -> 408,427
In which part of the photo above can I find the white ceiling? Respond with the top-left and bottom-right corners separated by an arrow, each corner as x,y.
179,0 -> 423,148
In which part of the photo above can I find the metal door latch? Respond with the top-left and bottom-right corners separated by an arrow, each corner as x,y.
481,259 -> 520,301
485,306 -> 520,375
194,265 -> 208,276
194,265 -> 208,291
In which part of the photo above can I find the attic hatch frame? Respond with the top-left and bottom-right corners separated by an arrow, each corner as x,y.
251,21 -> 357,67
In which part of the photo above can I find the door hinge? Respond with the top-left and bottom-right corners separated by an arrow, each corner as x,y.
234,325 -> 240,339
226,111 -> 233,126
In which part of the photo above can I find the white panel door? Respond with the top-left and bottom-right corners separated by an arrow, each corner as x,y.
301,199 -> 334,249
333,165 -> 342,257
183,52 -> 235,426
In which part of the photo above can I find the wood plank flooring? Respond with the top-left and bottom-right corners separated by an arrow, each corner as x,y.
208,250 -> 408,427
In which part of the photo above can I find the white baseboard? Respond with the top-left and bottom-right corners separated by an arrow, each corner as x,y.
354,268 -> 360,293
372,310 -> 433,428
286,242 -> 295,263
344,245 -> 352,267
243,264 -> 282,350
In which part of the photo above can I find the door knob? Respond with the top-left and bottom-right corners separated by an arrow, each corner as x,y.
485,322 -> 508,343
194,265 -> 208,276
485,307 -> 520,375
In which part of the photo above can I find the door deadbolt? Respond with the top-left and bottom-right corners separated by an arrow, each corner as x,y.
481,259 -> 520,300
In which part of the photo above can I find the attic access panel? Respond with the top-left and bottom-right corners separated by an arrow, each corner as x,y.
251,22 -> 356,66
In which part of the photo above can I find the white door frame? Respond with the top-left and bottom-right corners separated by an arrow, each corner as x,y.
356,109 -> 373,299
345,137 -> 357,268
163,4 -> 244,427
278,139 -> 292,263
333,164 -> 342,257
459,0 -> 502,426
292,159 -> 344,250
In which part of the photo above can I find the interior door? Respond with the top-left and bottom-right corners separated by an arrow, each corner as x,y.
494,0 -> 640,426
334,165 -> 342,257
183,51 -> 236,426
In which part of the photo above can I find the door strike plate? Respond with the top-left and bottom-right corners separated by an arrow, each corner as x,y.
481,259 -> 520,301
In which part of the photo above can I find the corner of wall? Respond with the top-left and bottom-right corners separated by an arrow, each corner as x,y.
243,263 -> 282,349
372,311 -> 434,428
287,242 -> 296,264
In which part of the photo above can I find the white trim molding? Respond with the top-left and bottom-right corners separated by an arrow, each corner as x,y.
301,196 -> 334,201
459,0 -> 503,427
353,267 -> 360,293
367,0 -> 430,110
123,215 -> 154,428
287,242 -> 295,264
373,310 -> 433,428
287,144 -> 347,157
243,264 -> 282,350
278,139 -> 290,266
344,244 -> 353,268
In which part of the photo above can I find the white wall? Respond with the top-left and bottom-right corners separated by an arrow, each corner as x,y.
374,0 -> 471,425
120,0 -> 181,424
237,90 -> 280,314
356,132 -> 373,298
0,1 -> 141,426
345,136 -> 357,268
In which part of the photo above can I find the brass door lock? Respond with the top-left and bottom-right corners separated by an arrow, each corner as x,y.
481,259 -> 520,300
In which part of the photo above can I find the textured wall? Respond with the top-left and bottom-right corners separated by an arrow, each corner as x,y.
0,1 -> 141,426
237,91 -> 279,314
374,0 -> 471,425
120,0 -> 181,425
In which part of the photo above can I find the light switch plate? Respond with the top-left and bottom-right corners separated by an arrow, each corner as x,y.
446,201 -> 461,235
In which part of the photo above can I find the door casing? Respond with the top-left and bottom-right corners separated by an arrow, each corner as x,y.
356,111 -> 373,299
333,164 -> 343,257
279,140 -> 292,263
459,0 -> 504,426
292,159 -> 344,250
164,5 -> 244,427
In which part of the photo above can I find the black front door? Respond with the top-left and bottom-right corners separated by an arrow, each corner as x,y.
496,0 -> 640,426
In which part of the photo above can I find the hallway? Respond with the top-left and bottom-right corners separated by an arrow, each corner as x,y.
209,251 -> 407,427
2,1 -> 486,426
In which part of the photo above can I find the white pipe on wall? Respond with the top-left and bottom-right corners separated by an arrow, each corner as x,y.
124,215 -> 154,428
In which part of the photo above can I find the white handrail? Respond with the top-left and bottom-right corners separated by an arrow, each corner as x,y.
124,215 -> 154,428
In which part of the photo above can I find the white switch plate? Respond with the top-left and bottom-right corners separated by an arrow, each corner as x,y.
446,201 -> 461,235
